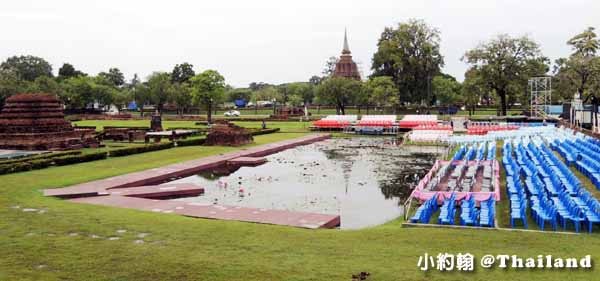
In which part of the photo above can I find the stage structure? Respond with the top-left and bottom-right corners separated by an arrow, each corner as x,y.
529,76 -> 552,118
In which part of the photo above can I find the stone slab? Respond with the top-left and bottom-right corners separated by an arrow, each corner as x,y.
227,157 -> 267,166
70,195 -> 340,229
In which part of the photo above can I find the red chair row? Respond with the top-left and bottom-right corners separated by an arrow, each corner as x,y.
467,125 -> 518,135
398,121 -> 438,128
312,120 -> 351,128
357,120 -> 394,128
413,124 -> 452,131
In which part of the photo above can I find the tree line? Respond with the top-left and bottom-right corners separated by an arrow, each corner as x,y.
0,19 -> 599,117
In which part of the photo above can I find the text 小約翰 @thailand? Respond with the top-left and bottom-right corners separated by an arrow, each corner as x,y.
417,252 -> 593,271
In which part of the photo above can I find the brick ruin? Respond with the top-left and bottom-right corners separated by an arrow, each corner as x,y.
0,93 -> 99,151
204,121 -> 253,146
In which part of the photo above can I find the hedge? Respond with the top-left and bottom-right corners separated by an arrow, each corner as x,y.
250,128 -> 280,136
53,151 -> 108,166
109,142 -> 174,157
0,158 -> 54,175
0,151 -> 82,165
176,138 -> 206,147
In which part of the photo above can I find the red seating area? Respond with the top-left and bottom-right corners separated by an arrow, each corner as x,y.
356,120 -> 394,128
467,125 -> 518,135
312,120 -> 351,129
398,120 -> 438,128
413,124 -> 452,131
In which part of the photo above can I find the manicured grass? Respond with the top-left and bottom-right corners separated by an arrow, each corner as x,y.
73,120 -> 207,131
73,120 -> 311,133
1,132 -> 600,280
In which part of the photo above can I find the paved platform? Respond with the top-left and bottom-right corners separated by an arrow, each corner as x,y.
45,134 -> 339,229
227,156 -> 267,166
107,183 -> 204,199
70,195 -> 340,229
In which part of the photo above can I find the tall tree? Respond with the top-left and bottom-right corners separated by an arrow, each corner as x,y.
60,76 -> 96,110
461,68 -> 487,116
364,76 -> 399,113
462,34 -> 548,115
554,27 -> 600,100
58,63 -> 86,79
0,55 -> 53,81
98,67 -> 125,87
371,19 -> 444,104
28,76 -> 62,96
315,77 -> 363,115
171,63 -> 195,83
309,75 -> 323,86
190,70 -> 226,123
0,69 -> 30,108
431,75 -> 462,105
170,82 -> 192,116
146,72 -> 173,114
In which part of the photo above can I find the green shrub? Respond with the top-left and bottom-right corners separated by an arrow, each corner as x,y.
176,138 -> 206,147
0,151 -> 81,165
250,128 -> 280,136
109,142 -> 174,157
53,152 -> 108,166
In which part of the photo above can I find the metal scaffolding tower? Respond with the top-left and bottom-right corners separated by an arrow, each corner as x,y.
529,76 -> 552,118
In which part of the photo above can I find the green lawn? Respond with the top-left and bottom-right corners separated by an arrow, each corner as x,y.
1,132 -> 600,280
74,120 -> 312,133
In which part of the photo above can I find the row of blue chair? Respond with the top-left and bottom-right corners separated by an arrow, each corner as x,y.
511,139 -> 600,232
452,145 -> 466,161
460,196 -> 479,226
438,193 -> 457,225
409,194 -> 439,223
487,142 -> 496,160
479,197 -> 495,227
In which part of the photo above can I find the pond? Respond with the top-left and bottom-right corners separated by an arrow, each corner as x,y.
170,137 -> 444,229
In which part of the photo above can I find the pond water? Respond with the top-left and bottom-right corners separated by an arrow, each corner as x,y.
170,137 -> 443,229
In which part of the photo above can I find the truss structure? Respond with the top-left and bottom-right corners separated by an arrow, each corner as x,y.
529,77 -> 552,118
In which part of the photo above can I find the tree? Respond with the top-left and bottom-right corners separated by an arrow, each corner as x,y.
170,82 -> 192,116
28,76 -> 62,96
58,63 -> 86,79
98,67 -> 125,87
251,86 -> 281,115
190,70 -> 226,123
171,63 -> 195,83
567,27 -> 599,57
132,80 -> 151,117
146,72 -> 173,114
309,75 -> 323,86
461,68 -> 487,116
92,76 -> 119,109
554,27 -> 600,100
287,82 -> 314,115
0,55 -> 53,81
0,69 -> 30,108
371,19 -> 444,104
249,82 -> 270,91
60,76 -> 96,110
462,34 -> 548,115
364,76 -> 399,113
322,56 -> 338,76
315,77 -> 363,115
226,88 -> 253,103
431,75 -> 461,105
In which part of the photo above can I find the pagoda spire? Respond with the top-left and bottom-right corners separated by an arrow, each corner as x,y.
342,28 -> 351,54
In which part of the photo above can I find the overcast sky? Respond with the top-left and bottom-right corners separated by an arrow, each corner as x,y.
1,0 -> 599,87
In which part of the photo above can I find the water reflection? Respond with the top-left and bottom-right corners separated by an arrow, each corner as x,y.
170,137 -> 442,229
